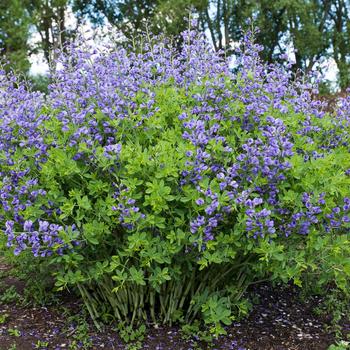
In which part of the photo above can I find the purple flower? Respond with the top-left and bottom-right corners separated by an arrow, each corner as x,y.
196,198 -> 204,205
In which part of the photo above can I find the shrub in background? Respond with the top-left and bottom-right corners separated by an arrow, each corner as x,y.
1,27 -> 350,335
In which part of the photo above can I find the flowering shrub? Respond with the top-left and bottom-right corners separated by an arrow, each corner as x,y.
1,28 -> 350,334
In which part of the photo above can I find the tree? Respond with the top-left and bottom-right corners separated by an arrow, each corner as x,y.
196,0 -> 251,53
329,0 -> 350,90
24,0 -> 73,66
0,0 -> 30,73
2,0 -> 350,89
72,0 -> 206,45
286,0 -> 332,74
71,1 -> 333,70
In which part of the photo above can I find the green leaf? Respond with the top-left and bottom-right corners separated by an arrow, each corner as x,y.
129,267 -> 146,286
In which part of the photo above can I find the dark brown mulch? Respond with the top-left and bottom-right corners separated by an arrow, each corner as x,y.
0,268 -> 344,350
228,284 -> 336,350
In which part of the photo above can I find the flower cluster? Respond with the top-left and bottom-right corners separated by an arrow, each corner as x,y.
4,220 -> 64,257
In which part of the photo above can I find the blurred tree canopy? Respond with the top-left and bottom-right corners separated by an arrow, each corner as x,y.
72,0 -> 350,89
1,0 -> 350,89
0,0 -> 30,73
24,0 -> 73,65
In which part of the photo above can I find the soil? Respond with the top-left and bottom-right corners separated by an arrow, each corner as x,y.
0,264 -> 346,350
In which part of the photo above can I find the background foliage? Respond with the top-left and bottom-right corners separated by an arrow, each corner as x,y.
1,0 -> 350,90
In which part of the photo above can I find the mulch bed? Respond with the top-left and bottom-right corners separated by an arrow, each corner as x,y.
0,266 -> 345,350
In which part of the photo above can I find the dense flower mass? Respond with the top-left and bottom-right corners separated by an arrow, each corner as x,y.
1,27 -> 350,330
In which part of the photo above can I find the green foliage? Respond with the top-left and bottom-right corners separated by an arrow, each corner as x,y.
2,32 -> 350,343
314,289 -> 350,339
29,74 -> 50,94
329,341 -> 350,350
8,327 -> 21,337
1,249 -> 58,306
35,340 -> 49,349
0,0 -> 30,73
0,313 -> 9,324
4,81 -> 261,332
63,312 -> 93,349
0,286 -> 21,304
181,320 -> 218,347
117,322 -> 146,350
3,77 -> 350,337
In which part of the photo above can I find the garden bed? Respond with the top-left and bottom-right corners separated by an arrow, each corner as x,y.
0,270 -> 342,350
